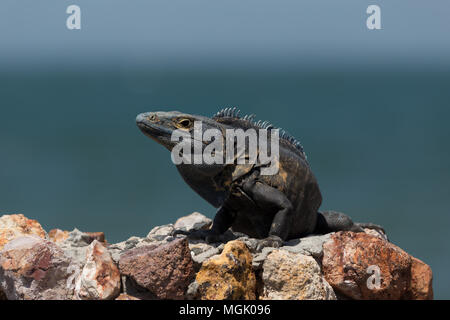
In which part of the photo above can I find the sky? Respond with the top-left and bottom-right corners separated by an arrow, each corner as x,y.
0,0 -> 449,70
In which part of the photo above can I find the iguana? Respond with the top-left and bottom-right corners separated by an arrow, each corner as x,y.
136,108 -> 384,249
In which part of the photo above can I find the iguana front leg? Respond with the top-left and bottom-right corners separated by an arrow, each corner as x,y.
242,178 -> 293,250
179,206 -> 235,243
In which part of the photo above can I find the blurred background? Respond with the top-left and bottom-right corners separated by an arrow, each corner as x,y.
0,0 -> 449,298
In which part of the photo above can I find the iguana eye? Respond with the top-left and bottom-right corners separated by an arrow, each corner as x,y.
178,118 -> 192,128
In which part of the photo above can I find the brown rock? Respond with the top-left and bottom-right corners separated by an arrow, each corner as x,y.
74,240 -> 121,300
0,236 -> 77,300
119,238 -> 195,299
48,229 -> 70,243
322,231 -> 412,300
195,240 -> 256,300
0,214 -> 47,250
85,232 -> 106,244
408,257 -> 433,300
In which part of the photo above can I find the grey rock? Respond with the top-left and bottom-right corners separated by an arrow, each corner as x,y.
174,212 -> 212,232
146,224 -> 175,241
188,240 -> 224,268
186,280 -> 199,299
0,236 -> 78,300
281,233 -> 332,258
364,228 -> 388,241
260,249 -> 336,300
252,247 -> 276,270
63,228 -> 93,247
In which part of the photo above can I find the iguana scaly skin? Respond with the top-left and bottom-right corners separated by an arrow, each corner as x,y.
136,108 -> 384,249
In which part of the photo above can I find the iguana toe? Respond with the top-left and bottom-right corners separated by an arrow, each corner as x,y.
256,235 -> 283,251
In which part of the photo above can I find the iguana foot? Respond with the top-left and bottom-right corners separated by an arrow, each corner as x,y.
174,229 -> 223,243
256,235 -> 283,251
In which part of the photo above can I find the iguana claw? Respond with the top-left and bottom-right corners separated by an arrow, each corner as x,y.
174,229 -> 223,243
256,235 -> 283,251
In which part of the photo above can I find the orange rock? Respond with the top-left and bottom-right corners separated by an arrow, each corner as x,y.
195,240 -> 256,300
48,229 -> 70,243
408,257 -> 433,300
322,231 -> 412,300
115,293 -> 140,300
0,214 -> 47,250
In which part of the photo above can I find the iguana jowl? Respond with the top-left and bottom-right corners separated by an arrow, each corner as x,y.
136,108 -> 384,248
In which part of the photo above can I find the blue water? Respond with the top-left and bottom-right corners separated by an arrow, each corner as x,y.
0,67 -> 449,298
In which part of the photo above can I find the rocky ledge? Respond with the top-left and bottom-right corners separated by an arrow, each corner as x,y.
0,212 -> 433,300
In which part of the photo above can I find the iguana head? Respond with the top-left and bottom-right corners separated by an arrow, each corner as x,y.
137,110 -> 232,207
136,110 -> 225,152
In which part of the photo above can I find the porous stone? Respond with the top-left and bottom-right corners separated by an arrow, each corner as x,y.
74,240 -> 121,300
174,212 -> 212,232
0,236 -> 77,300
407,256 -> 433,300
119,238 -> 195,299
322,231 -> 412,300
260,249 -> 336,300
0,214 -> 47,250
195,240 -> 256,300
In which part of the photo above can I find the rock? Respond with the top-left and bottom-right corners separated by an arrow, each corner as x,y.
120,275 -> 157,300
252,247 -> 276,270
322,231 -> 412,300
0,236 -> 77,300
364,228 -> 388,241
195,240 -> 256,300
282,233 -> 331,258
235,236 -> 261,253
174,212 -> 212,232
115,293 -> 140,300
146,224 -> 175,241
260,249 -> 336,300
61,228 -> 105,247
0,214 -> 47,250
74,240 -> 121,300
119,238 -> 195,299
107,235 -> 167,264
48,229 -> 70,243
58,229 -> 109,267
85,232 -> 106,244
188,241 -> 224,269
408,257 -> 433,300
